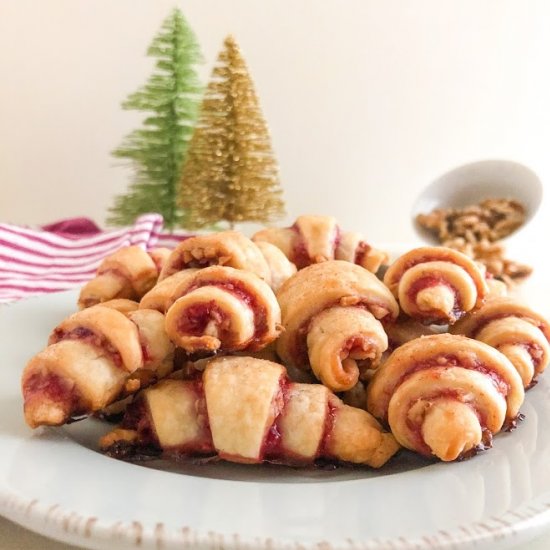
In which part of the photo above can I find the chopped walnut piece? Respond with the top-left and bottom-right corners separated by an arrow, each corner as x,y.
416,198 -> 531,286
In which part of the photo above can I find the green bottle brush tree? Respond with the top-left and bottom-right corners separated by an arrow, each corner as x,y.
108,7 -> 203,231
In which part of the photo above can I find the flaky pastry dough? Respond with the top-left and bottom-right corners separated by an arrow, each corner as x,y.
100,356 -> 399,468
367,334 -> 524,461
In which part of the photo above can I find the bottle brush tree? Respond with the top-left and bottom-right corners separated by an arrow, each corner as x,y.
178,35 -> 285,229
107,7 -> 203,230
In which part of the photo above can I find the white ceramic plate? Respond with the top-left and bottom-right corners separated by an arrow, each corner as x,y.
2,284 -> 550,550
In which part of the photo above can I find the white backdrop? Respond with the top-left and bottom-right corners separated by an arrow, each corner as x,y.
1,0 -> 550,243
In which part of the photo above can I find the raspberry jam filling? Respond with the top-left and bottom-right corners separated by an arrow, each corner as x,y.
185,280 -> 268,341
317,397 -> 339,459
290,224 -> 311,269
24,371 -> 80,414
354,241 -> 372,266
177,301 -> 229,337
290,223 -> 342,268
524,342 -> 545,369
121,396 -> 157,445
343,335 -> 376,358
121,380 -> 215,456
51,326 -> 124,368
406,276 -> 462,322
260,378 -> 289,460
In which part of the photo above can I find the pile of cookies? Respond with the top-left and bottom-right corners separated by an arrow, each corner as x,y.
21,215 -> 549,468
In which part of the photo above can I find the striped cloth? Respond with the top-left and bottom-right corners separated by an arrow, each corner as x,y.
0,214 -> 190,304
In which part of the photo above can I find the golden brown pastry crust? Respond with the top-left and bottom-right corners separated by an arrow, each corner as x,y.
306,306 -> 388,391
253,215 -> 388,273
78,246 -> 161,309
21,304 -> 175,428
100,356 -> 399,468
49,306 -> 143,373
23,340 -> 128,428
276,260 -> 398,388
164,265 -> 281,353
383,247 -> 488,324
159,231 -> 271,284
451,298 -> 550,387
367,334 -> 524,461
204,357 -> 285,462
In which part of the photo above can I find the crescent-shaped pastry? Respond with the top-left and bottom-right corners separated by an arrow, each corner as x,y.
451,298 -> 550,388
276,260 -> 399,391
21,303 -> 175,428
158,231 -> 271,284
100,356 -> 400,468
164,266 -> 281,353
367,334 -> 524,461
253,215 -> 388,273
383,247 -> 488,324
307,306 -> 388,391
78,246 -> 168,309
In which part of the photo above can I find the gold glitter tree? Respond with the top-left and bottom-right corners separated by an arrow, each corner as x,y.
178,35 -> 285,229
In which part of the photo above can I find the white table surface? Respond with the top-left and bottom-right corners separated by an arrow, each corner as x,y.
1,516 -> 549,550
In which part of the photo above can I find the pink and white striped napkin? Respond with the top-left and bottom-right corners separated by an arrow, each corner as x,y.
0,214 -> 189,304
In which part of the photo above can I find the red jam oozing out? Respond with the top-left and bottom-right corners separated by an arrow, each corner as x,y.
260,377 -> 290,460
177,301 -> 227,336
140,342 -> 152,364
317,398 -> 339,459
121,380 -> 214,453
51,327 -> 124,368
343,335 -> 372,355
520,342 -> 545,369
354,241 -> 371,266
24,371 -> 80,414
185,280 -> 268,341
289,224 -> 311,269
121,396 -> 153,438
406,276 -> 463,322
290,223 -> 342,269
333,225 -> 342,256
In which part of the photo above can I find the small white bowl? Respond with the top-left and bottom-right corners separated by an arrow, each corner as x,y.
412,159 -> 543,244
